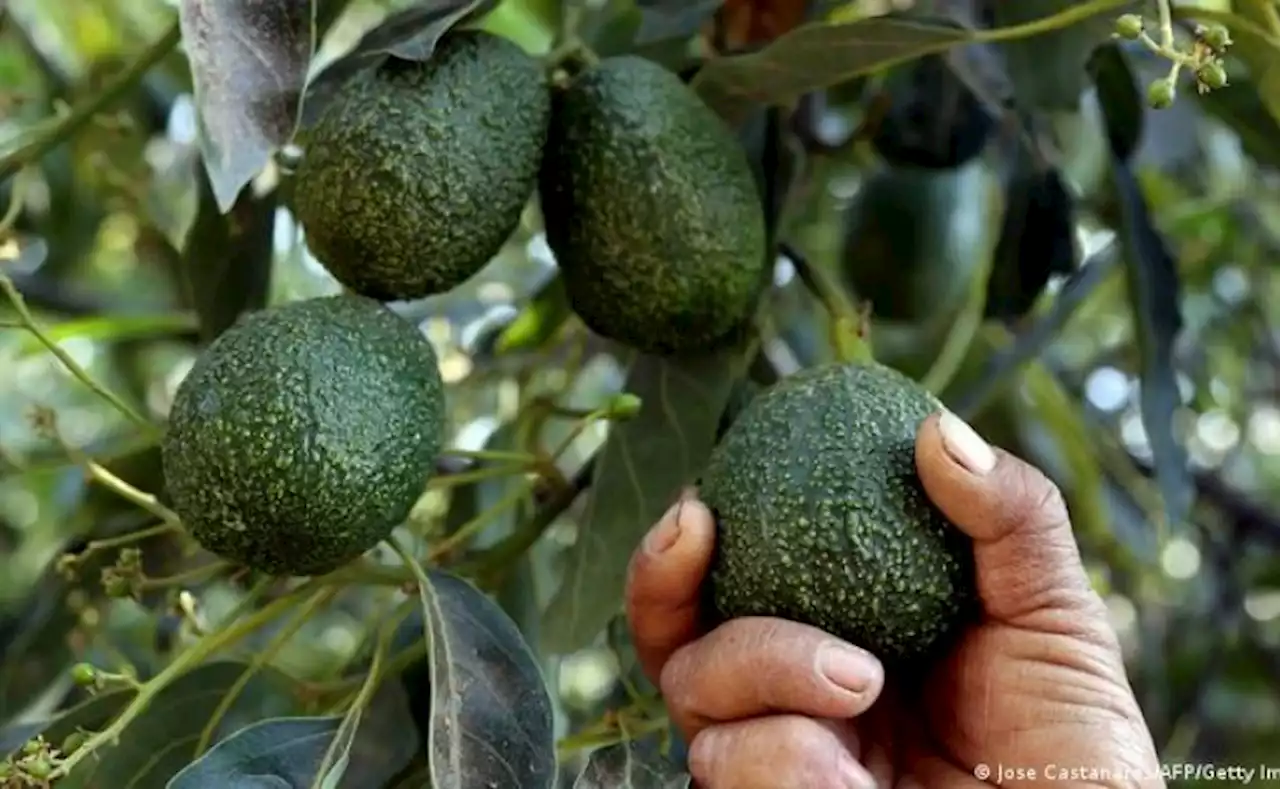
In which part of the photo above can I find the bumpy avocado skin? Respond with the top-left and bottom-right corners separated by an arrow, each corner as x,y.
539,55 -> 768,357
292,31 -> 551,301
699,361 -> 978,665
162,295 -> 446,576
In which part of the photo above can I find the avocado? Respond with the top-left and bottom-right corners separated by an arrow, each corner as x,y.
841,159 -> 990,324
869,53 -> 995,171
699,361 -> 978,665
539,55 -> 768,357
292,30 -> 551,301
162,295 -> 446,576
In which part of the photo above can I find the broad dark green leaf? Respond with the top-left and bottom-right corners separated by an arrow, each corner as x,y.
985,149 -> 1078,322
178,167 -> 278,344
987,0 -> 1136,111
542,348 -> 744,653
1108,157 -> 1192,532
1088,43 -> 1144,162
691,16 -> 973,124
166,682 -> 419,789
178,0 -> 316,212
408,568 -> 555,789
573,740 -> 691,789
58,660 -> 302,788
1194,80 -> 1280,171
299,0 -> 498,128
634,0 -> 722,45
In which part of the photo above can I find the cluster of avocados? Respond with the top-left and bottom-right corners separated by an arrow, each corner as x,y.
163,25 -> 977,668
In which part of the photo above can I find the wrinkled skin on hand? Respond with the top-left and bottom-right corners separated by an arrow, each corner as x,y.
625,411 -> 1164,789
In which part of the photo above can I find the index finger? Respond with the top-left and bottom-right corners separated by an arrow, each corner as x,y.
624,493 -> 717,686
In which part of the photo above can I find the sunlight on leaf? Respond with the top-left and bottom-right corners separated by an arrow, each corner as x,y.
541,348 -> 744,654
178,0 -> 315,212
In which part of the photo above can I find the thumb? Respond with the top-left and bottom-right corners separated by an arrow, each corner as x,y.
915,410 -> 1098,625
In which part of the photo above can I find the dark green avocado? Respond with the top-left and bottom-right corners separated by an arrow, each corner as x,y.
292,30 -> 552,301
539,55 -> 768,357
699,360 -> 978,665
161,294 -> 446,576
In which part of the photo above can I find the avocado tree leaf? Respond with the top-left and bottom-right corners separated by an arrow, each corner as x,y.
165,682 -> 419,789
573,740 -> 692,789
178,0 -> 316,212
404,568 -> 555,789
1193,78 -> 1280,171
179,165 -> 278,344
987,0 -> 1137,111
299,0 -> 498,127
1088,42 -> 1144,163
541,347 -> 744,653
1108,157 -> 1192,533
984,146 -> 1078,322
690,0 -> 1128,124
57,660 -> 303,788
490,275 -> 572,355
691,15 -> 972,124
634,0 -> 722,45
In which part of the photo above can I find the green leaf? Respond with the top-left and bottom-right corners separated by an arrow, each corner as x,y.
178,167 -> 278,344
15,313 -> 198,358
178,0 -> 317,212
691,16 -> 972,124
573,740 -> 692,789
541,347 -> 744,653
1,690 -> 129,759
634,0 -> 722,46
299,0 -> 499,128
58,660 -> 302,788
1193,79 -> 1280,171
406,568 -> 555,789
491,275 -> 572,355
1088,43 -> 1144,162
1108,157 -> 1192,534
166,682 -> 419,789
987,0 -> 1136,110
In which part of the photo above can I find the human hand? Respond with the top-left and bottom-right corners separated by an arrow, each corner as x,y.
624,410 -> 1164,788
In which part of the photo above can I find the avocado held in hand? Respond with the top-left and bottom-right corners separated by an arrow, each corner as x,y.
292,31 -> 552,301
540,55 -> 769,357
699,361 -> 979,665
162,295 -> 446,577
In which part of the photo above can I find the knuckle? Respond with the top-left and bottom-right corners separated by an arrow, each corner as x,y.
658,646 -> 697,713
1005,462 -> 1069,534
686,730 -> 723,786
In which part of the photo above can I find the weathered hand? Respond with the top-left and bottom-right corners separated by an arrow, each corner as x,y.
624,411 -> 1164,789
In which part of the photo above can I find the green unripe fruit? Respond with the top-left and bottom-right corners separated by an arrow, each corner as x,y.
700,361 -> 979,665
162,295 -> 446,577
540,55 -> 769,357
23,756 -> 52,779
70,663 -> 97,687
1147,79 -> 1176,109
1114,14 -> 1144,40
293,31 -> 552,301
1197,61 -> 1228,90
1200,23 -> 1231,51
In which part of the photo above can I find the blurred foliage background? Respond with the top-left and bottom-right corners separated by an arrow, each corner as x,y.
3,0 -> 1280,785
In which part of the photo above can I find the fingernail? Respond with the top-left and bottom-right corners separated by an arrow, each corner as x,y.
939,410 -> 996,475
644,501 -> 683,555
840,757 -> 877,789
817,643 -> 879,696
